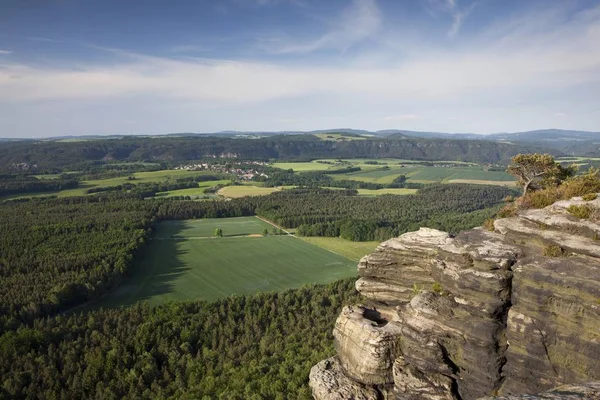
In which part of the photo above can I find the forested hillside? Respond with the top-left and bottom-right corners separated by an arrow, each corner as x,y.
0,135 -> 556,172
0,279 -> 359,399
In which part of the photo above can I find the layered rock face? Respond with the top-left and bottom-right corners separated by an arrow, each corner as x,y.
310,196 -> 600,400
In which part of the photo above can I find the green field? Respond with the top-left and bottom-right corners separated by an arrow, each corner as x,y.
155,180 -> 230,198
271,161 -> 334,172
271,159 -> 514,186
299,237 -> 379,262
218,185 -> 291,198
332,165 -> 514,185
91,217 -> 357,307
357,188 -> 418,196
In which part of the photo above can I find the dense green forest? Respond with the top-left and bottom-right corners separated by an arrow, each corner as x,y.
0,135 -> 556,172
0,279 -> 360,399
0,184 -> 514,331
0,175 -> 79,196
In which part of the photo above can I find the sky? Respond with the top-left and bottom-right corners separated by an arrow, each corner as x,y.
0,0 -> 599,138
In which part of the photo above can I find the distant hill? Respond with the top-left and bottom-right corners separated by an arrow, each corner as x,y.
0,135 -> 559,172
487,129 -> 600,142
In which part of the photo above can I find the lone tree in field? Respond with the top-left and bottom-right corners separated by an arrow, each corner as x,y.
262,228 -> 269,236
214,228 -> 223,237
507,154 -> 574,194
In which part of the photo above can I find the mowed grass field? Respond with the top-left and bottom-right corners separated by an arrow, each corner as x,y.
91,217 -> 357,308
299,237 -> 379,262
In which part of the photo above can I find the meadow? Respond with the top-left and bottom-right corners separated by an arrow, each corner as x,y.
91,217 -> 357,308
217,185 -> 295,198
298,236 -> 379,262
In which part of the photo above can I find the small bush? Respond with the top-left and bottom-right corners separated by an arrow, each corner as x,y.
543,245 -> 567,257
497,204 -> 517,218
583,193 -> 598,201
567,204 -> 593,219
411,283 -> 423,297
559,169 -> 600,199
431,282 -> 444,294
483,219 -> 496,232
520,188 -> 560,209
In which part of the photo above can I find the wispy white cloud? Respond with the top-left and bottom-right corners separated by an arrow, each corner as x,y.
448,3 -> 476,37
427,0 -> 476,37
554,112 -> 567,117
1,2 -> 600,136
0,50 -> 12,55
265,0 -> 381,54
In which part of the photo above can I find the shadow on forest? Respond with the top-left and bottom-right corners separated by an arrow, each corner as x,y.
89,220 -> 192,309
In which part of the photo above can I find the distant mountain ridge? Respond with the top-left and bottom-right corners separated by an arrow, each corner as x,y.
3,128 -> 599,142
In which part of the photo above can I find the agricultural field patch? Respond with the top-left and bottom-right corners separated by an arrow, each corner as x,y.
271,161 -> 335,172
298,236 -> 379,262
405,167 -> 514,183
90,217 -> 357,307
446,179 -> 517,186
217,185 -> 289,198
357,188 -> 419,196
155,180 -> 230,198
330,167 -> 406,184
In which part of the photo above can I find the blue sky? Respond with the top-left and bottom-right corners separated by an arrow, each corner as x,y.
1,0 -> 599,137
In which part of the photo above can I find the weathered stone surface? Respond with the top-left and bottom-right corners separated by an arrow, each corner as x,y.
311,196 -> 600,400
479,382 -> 600,399
398,291 -> 506,400
357,228 -> 450,305
393,356 -> 457,400
500,256 -> 600,395
334,305 -> 403,385
309,357 -> 381,400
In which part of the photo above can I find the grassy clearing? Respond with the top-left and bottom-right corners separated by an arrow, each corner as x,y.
218,185 -> 287,198
271,162 -> 334,172
330,167 -> 406,184
446,179 -> 517,186
331,164 -> 514,185
299,236 -> 379,262
357,188 -> 418,196
91,217 -> 357,307
155,180 -> 231,198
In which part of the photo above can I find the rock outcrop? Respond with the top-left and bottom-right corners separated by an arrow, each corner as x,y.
310,196 -> 600,400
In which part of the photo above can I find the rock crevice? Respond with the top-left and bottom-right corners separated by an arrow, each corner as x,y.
310,196 -> 600,399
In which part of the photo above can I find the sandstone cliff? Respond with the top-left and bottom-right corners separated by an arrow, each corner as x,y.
310,196 -> 600,399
